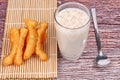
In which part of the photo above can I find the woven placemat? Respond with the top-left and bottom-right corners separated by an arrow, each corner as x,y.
0,0 -> 57,79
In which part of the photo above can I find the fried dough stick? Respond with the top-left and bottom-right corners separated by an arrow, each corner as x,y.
14,28 -> 28,65
36,22 -> 48,61
42,32 -> 48,43
23,19 -> 38,60
3,28 -> 19,66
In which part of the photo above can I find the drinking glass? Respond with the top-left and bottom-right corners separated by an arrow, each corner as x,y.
54,2 -> 91,60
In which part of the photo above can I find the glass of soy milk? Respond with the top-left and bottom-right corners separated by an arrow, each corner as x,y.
54,2 -> 91,60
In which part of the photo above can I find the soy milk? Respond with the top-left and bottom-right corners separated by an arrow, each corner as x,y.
55,8 -> 90,60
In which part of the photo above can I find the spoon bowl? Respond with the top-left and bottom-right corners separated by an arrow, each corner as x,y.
95,53 -> 111,67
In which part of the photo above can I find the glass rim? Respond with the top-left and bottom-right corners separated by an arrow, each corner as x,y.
54,2 -> 91,30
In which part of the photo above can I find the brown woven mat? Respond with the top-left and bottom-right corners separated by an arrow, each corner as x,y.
0,0 -> 57,79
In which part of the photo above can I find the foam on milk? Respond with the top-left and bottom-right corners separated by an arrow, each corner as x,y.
56,8 -> 89,29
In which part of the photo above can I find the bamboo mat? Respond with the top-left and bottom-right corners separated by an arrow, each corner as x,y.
0,0 -> 57,79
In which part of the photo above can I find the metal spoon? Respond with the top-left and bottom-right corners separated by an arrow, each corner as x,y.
91,8 -> 111,67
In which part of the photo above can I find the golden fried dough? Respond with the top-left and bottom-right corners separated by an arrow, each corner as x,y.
36,22 -> 48,61
3,28 -> 19,66
24,19 -> 38,30
3,19 -> 49,66
41,32 -> 48,43
23,19 -> 38,60
14,28 -> 28,65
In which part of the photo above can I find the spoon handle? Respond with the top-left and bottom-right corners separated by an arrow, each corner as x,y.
91,8 -> 102,53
